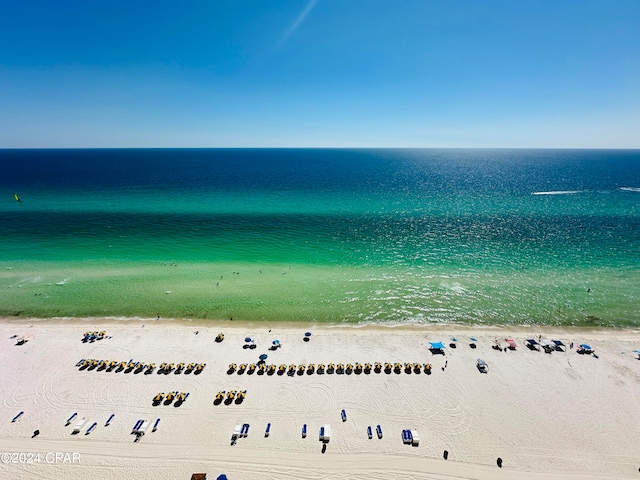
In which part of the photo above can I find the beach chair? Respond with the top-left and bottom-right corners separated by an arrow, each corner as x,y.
66,412 -> 77,426
85,422 -> 97,435
302,424 -> 307,438
367,426 -> 373,439
105,414 -> 115,426
153,418 -> 160,432
132,419 -> 143,434
12,411 -> 24,423
341,409 -> 347,422
376,425 -> 383,439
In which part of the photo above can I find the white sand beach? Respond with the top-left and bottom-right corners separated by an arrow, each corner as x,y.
0,318 -> 638,480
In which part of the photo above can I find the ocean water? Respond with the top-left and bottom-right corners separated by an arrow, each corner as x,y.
0,148 -> 639,327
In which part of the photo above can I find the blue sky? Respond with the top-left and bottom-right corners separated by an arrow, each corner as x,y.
1,0 -> 638,148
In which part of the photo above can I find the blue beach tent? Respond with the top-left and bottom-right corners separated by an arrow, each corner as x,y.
579,344 -> 592,350
429,342 -> 445,350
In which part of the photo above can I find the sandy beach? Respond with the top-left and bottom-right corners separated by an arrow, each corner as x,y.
0,317 -> 638,480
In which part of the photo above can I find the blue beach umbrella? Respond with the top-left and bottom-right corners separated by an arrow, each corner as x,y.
470,337 -> 478,342
272,340 -> 280,345
305,332 -> 312,337
259,354 -> 268,360
217,475 -> 228,480
579,344 -> 592,350
244,337 -> 252,343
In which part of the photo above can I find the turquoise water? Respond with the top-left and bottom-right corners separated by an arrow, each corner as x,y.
0,149 -> 639,326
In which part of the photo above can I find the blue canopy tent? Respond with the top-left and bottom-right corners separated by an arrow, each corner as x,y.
217,475 -> 228,480
552,340 -> 565,351
579,343 -> 592,350
429,341 -> 445,354
525,339 -> 540,351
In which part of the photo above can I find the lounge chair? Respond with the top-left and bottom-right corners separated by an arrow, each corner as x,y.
341,409 -> 347,422
376,424 -> 383,439
265,423 -> 271,437
367,426 -> 372,439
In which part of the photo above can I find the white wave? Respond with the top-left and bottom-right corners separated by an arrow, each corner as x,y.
620,187 -> 640,192
531,190 -> 582,195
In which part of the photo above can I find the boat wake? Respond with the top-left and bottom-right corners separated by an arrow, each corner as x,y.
531,190 -> 582,195
620,187 -> 640,192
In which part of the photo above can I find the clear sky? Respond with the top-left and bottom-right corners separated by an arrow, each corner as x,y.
1,0 -> 639,148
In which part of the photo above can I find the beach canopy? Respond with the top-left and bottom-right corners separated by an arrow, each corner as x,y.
272,340 -> 280,345
633,350 -> 640,354
305,332 -> 312,337
526,339 -> 539,345
553,340 -> 565,347
579,344 -> 592,350
541,339 -> 554,347
217,475 -> 228,480
429,341 -> 445,350
477,358 -> 487,366
470,337 -> 478,342
259,354 -> 268,360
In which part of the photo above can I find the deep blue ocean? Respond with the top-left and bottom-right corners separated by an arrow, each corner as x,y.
0,149 -> 638,326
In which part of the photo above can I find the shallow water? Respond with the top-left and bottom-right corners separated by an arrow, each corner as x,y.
1,149 -> 639,326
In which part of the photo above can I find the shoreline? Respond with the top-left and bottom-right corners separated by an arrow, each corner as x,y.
1,318 -> 638,479
3,315 -> 640,336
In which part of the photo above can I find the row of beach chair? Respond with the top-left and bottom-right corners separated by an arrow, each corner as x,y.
152,391 -> 189,405
76,359 -> 206,374
227,362 -> 433,375
81,331 -> 107,342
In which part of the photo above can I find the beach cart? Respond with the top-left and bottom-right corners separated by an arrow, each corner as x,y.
73,417 -> 87,434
